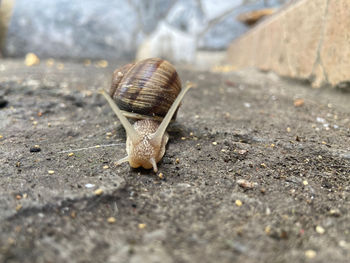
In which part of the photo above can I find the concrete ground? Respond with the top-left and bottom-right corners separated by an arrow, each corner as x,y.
0,59 -> 349,263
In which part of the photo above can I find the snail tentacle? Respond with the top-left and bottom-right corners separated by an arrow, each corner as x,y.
150,158 -> 158,173
101,90 -> 140,143
114,156 -> 129,167
150,83 -> 192,145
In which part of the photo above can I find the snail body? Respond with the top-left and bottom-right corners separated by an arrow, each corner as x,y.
102,58 -> 191,172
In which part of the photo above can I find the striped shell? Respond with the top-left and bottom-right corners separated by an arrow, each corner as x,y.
110,58 -> 182,120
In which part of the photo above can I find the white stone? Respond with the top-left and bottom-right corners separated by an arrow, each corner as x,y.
166,0 -> 207,34
137,22 -> 196,64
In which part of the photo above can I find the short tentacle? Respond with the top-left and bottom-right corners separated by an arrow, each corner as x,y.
150,158 -> 158,173
114,156 -> 129,167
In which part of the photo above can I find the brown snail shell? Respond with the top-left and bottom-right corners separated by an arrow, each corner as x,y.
110,58 -> 182,121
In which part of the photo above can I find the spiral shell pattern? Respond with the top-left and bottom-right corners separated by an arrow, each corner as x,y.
110,58 -> 182,120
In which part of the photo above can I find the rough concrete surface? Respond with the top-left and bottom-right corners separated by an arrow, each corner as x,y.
227,0 -> 350,89
0,59 -> 350,263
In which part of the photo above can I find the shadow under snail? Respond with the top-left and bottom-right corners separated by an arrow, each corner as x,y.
101,58 -> 191,172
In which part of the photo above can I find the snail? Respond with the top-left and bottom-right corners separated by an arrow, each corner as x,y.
101,58 -> 191,172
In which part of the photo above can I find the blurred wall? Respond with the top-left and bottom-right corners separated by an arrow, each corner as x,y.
1,0 -> 288,63
227,0 -> 350,88
0,0 -> 15,56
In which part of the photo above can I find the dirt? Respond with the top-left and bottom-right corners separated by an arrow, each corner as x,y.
0,59 -> 349,263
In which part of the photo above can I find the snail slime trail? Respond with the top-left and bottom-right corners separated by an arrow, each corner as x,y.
102,58 -> 191,172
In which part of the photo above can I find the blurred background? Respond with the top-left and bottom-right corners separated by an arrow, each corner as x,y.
0,0 -> 289,67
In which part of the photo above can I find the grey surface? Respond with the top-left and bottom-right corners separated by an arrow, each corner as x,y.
3,0 -> 289,60
0,59 -> 349,262
5,0 -> 143,59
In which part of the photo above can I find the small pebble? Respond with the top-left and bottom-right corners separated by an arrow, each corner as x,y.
70,211 -> 76,218
305,250 -> 316,259
106,132 -> 113,136
7,237 -> 15,245
316,117 -> 326,123
238,149 -> 248,155
235,200 -> 243,207
0,134 -> 3,139
138,223 -> 146,229
294,98 -> 304,107
15,195 -> 22,200
339,240 -> 348,248
25,53 -> 40,66
303,180 -> 308,186
103,165 -> 109,169
68,152 -> 74,157
30,145 -> 41,152
260,163 -> 267,168
175,158 -> 180,164
48,170 -> 55,174
286,127 -> 291,132
94,188 -> 103,196
158,173 -> 164,180
243,102 -> 251,108
47,122 -> 52,127
315,225 -> 325,234
212,141 -> 217,145
95,60 -> 108,68
237,179 -> 256,189
329,208 -> 341,217
85,183 -> 95,188
107,217 -> 116,223
16,204 -> 22,211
